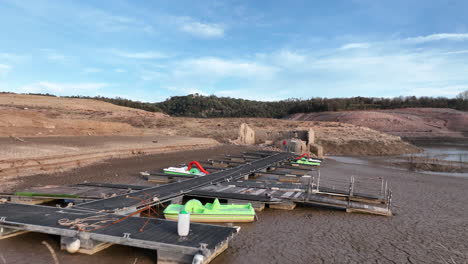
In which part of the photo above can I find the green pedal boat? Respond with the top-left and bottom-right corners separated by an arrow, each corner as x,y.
292,157 -> 322,166
291,153 -> 322,166
163,199 -> 256,223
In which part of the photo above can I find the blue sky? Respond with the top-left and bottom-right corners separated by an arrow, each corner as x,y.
1,0 -> 468,102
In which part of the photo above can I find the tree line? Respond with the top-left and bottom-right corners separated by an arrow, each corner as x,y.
2,91 -> 467,118
156,93 -> 468,118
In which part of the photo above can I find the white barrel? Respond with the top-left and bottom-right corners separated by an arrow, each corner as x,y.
65,237 -> 81,253
178,210 -> 190,236
192,253 -> 205,264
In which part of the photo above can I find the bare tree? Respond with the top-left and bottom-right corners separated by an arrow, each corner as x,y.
456,90 -> 468,100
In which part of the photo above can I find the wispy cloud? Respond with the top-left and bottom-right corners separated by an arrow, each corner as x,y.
272,50 -> 305,66
406,85 -> 468,97
19,81 -> 108,95
140,70 -> 164,81
79,9 -> 154,33
406,33 -> 468,44
42,49 -> 69,63
0,64 -> 11,75
443,50 -> 468,55
165,86 -> 206,96
216,89 -> 288,101
177,57 -> 277,78
179,18 -> 224,38
0,52 -> 28,64
339,42 -> 371,50
83,67 -> 102,73
151,33 -> 468,99
112,49 -> 168,59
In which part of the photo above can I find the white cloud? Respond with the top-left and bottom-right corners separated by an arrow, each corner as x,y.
83,67 -> 102,73
340,42 -> 371,50
339,33 -> 468,51
273,50 -> 305,65
216,89 -> 287,101
140,70 -> 164,81
80,9 -> 154,33
405,85 -> 468,97
180,20 -> 224,38
443,50 -> 468,55
114,68 -> 126,73
19,81 -> 108,95
0,52 -> 28,63
0,64 -> 11,75
47,53 -> 67,62
41,49 -> 69,63
165,86 -> 206,95
112,49 -> 168,59
406,33 -> 468,44
178,57 -> 277,78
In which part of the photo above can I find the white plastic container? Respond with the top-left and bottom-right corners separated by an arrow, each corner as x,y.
178,210 -> 190,236
64,237 -> 81,253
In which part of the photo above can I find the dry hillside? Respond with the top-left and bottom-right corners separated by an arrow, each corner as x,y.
0,94 -> 419,156
0,94 -> 166,137
288,108 -> 468,138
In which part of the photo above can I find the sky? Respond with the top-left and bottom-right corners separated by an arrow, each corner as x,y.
1,0 -> 468,102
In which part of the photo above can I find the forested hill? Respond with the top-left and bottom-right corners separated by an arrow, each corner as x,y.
156,94 -> 468,118
2,92 -> 467,118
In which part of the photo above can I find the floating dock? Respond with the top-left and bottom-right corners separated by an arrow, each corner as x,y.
0,151 -> 295,263
0,203 -> 237,263
0,150 -> 393,263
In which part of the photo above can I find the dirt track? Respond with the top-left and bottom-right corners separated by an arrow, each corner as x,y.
1,146 -> 467,264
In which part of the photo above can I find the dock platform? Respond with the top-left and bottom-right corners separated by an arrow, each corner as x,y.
77,151 -> 294,212
0,203 -> 237,263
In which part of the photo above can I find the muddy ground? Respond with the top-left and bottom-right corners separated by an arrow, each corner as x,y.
1,145 -> 467,264
0,135 -> 218,181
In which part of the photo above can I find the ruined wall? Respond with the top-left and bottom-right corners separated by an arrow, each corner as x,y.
255,130 -> 309,144
236,123 -> 323,156
238,123 -> 255,145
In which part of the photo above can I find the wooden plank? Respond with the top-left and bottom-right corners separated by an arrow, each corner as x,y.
281,192 -> 295,198
215,186 -> 233,192
251,189 -> 266,196
293,192 -> 303,199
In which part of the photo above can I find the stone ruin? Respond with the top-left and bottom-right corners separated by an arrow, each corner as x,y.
237,123 -> 324,157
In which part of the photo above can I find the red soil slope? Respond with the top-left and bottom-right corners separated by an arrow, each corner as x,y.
288,108 -> 468,138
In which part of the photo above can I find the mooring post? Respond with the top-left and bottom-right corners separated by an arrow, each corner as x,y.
380,178 -> 384,199
386,190 -> 392,211
349,176 -> 355,197
384,180 -> 388,198
307,176 -> 313,200
316,170 -> 321,192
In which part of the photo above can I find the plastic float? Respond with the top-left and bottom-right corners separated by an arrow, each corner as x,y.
164,199 -> 256,223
